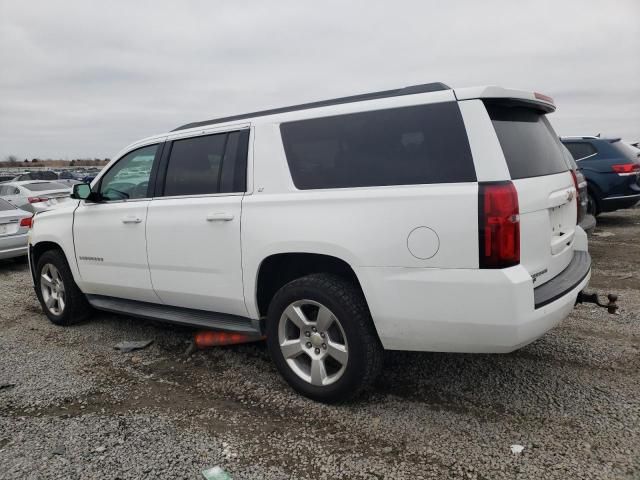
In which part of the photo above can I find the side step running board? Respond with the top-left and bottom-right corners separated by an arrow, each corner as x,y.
86,295 -> 260,334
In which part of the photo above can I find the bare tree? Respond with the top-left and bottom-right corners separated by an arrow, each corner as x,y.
5,155 -> 18,163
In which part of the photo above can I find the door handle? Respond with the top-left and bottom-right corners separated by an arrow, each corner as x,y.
206,213 -> 234,222
121,216 -> 142,224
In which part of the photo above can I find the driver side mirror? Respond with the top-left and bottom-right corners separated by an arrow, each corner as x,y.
71,183 -> 98,201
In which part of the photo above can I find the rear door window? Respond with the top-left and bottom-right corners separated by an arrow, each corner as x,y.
563,142 -> 597,161
161,130 -> 248,197
280,102 -> 476,189
485,102 -> 568,179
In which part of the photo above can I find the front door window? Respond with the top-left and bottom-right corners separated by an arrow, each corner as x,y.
99,145 -> 158,201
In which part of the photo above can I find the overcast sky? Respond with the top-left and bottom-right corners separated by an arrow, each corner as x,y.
1,0 -> 638,160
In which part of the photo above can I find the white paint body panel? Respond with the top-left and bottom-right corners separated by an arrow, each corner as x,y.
146,195 -> 247,316
28,84 -> 589,353
73,200 -> 159,302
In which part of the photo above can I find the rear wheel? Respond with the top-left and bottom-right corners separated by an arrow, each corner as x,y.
266,273 -> 383,403
35,250 -> 91,326
587,191 -> 600,217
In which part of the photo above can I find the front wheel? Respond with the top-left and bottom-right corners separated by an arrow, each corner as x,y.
35,250 -> 92,326
266,273 -> 383,403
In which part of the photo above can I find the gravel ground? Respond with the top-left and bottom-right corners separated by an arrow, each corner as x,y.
1,208 -> 639,479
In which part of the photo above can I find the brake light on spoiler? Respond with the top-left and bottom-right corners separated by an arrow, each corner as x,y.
534,91 -> 555,105
478,181 -> 520,269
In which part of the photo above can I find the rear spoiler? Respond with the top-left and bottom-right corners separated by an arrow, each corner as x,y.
454,86 -> 556,113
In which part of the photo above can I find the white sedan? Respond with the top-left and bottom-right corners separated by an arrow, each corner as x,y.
0,181 -> 72,213
0,198 -> 32,260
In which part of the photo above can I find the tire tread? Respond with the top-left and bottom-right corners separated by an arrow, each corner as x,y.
36,250 -> 91,326
267,273 -> 383,402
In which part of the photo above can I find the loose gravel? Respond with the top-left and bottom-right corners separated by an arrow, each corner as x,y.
1,208 -> 639,479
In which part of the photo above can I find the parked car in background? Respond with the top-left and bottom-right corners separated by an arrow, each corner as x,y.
560,145 -> 596,233
0,175 -> 16,183
28,83 -> 592,402
55,171 -> 84,188
56,178 -> 83,188
13,170 -> 59,181
0,181 -> 71,213
0,198 -> 31,260
561,136 -> 640,216
81,174 -> 97,184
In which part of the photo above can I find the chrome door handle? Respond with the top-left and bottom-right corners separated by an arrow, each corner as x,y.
121,216 -> 142,224
206,213 -> 234,222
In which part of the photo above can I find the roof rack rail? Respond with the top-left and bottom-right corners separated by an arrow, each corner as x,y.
172,82 -> 451,131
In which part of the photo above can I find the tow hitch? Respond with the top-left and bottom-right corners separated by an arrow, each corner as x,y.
577,291 -> 619,314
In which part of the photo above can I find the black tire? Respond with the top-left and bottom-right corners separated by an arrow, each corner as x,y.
35,250 -> 91,326
587,191 -> 600,217
266,273 -> 383,403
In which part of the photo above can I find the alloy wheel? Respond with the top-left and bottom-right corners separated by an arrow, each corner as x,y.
278,299 -> 349,386
40,263 -> 66,316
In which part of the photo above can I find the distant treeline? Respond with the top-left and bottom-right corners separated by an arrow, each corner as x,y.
1,155 -> 110,167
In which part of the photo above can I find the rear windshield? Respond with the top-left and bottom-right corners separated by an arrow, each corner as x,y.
610,140 -> 640,163
24,182 -> 68,191
485,102 -> 568,179
281,102 -> 476,189
0,198 -> 16,211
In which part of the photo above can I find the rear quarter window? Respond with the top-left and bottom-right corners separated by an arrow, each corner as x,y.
485,102 -> 568,179
563,141 -> 597,161
280,102 -> 476,189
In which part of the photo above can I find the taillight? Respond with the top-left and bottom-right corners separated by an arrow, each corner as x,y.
611,163 -> 640,175
478,181 -> 520,269
570,169 -> 583,224
20,216 -> 33,228
27,197 -> 48,203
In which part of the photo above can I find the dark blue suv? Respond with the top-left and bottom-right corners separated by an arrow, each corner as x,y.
561,137 -> 640,216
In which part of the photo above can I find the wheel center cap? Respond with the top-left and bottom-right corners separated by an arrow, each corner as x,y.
310,333 -> 323,347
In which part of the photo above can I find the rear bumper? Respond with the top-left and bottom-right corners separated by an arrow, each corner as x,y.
357,248 -> 590,353
534,251 -> 590,308
601,192 -> 640,212
0,234 -> 28,260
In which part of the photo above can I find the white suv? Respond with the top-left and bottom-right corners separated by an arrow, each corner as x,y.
28,82 -> 591,402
